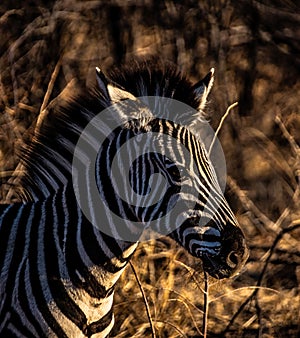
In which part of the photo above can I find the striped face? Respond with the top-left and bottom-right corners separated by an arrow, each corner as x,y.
164,127 -> 249,279
80,65 -> 249,279
90,113 -> 248,279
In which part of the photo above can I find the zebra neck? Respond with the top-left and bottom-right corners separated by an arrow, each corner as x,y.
0,194 -> 138,336
46,204 -> 138,337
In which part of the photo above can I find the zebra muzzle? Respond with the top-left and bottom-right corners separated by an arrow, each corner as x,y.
201,223 -> 249,279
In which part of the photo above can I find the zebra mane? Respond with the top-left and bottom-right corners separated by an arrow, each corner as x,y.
14,57 -> 213,200
106,58 -> 200,107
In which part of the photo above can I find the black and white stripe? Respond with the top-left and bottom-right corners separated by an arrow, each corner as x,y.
0,58 -> 248,337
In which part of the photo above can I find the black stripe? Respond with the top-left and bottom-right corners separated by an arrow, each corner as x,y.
83,223 -> 128,274
84,308 -> 114,337
0,205 -> 14,271
0,205 -> 43,335
17,260 -> 45,337
29,200 -> 68,338
65,203 -> 112,299
9,297 -> 41,338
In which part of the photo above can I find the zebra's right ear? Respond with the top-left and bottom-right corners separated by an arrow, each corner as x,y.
192,68 -> 215,111
96,67 -> 137,103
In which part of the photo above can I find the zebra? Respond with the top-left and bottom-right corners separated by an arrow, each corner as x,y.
0,58 -> 249,337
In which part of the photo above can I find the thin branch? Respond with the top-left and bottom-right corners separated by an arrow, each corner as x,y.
208,101 -> 238,157
227,176 -> 275,230
275,114 -> 300,183
37,56 -> 62,126
275,115 -> 300,157
0,170 -> 23,178
155,320 -> 188,337
209,286 -> 279,303
228,175 -> 299,244
173,259 -> 206,293
129,261 -> 156,338
168,298 -> 203,336
244,127 -> 296,187
161,286 -> 204,315
202,271 -> 209,338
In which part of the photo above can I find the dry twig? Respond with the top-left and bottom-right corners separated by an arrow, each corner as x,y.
208,101 -> 238,158
129,261 -> 156,338
202,271 -> 209,338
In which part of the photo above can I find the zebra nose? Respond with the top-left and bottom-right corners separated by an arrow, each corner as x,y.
226,251 -> 240,269
221,221 -> 249,273
225,236 -> 249,274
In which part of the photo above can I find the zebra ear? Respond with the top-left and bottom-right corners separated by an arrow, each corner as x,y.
96,67 -> 111,100
96,67 -> 137,103
192,68 -> 215,110
107,85 -> 137,103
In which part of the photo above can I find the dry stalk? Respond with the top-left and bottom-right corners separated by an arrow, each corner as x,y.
0,170 -> 23,178
155,320 -> 187,337
38,56 -> 62,120
275,114 -> 300,180
167,298 -> 202,335
227,175 -> 274,229
244,127 -> 296,186
275,115 -> 300,154
4,61 -> 71,202
208,101 -> 238,158
172,259 -> 213,336
160,285 -> 204,315
228,175 -> 299,249
202,271 -> 209,338
129,261 -> 156,338
210,286 -> 279,303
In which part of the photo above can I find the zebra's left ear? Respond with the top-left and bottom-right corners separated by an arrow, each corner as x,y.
192,68 -> 215,110
96,67 -> 137,103
96,67 -> 110,100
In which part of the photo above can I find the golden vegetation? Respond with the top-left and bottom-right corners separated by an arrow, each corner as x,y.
1,1 -> 299,336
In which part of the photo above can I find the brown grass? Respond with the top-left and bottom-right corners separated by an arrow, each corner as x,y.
1,1 -> 299,337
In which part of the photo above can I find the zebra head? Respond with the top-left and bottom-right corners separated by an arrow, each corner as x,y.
73,60 -> 249,279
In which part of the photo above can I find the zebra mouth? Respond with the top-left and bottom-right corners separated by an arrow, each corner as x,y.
171,216 -> 248,279
202,254 -> 238,279
201,225 -> 249,279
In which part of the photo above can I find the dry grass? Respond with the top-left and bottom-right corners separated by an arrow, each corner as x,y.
1,1 -> 299,337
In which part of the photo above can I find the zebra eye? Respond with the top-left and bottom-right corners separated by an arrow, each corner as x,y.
163,156 -> 175,165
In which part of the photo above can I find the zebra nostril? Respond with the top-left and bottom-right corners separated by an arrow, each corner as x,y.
226,251 -> 239,269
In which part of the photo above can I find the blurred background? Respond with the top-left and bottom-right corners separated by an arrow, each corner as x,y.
0,1 -> 299,337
